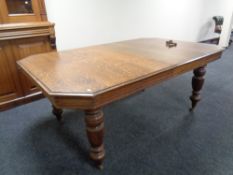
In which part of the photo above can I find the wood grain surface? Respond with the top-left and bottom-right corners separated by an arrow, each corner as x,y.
18,38 -> 223,97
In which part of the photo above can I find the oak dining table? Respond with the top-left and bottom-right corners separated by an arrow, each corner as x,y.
17,38 -> 223,169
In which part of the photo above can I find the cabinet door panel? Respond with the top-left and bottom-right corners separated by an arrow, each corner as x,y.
12,37 -> 52,95
0,43 -> 20,102
0,0 -> 42,23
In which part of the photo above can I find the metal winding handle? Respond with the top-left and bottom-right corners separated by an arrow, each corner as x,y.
166,40 -> 177,48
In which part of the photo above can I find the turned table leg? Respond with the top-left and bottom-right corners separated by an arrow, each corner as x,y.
52,105 -> 63,122
85,108 -> 105,169
190,66 -> 206,111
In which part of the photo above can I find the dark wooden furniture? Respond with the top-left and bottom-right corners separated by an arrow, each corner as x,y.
212,16 -> 232,46
0,0 -> 47,23
0,0 -> 56,111
213,16 -> 224,34
200,37 -> 220,45
18,38 -> 223,169
0,22 -> 56,111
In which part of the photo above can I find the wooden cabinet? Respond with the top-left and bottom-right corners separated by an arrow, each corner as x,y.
0,0 -> 55,110
0,22 -> 56,111
0,0 -> 47,23
0,41 -> 22,102
12,36 -> 52,95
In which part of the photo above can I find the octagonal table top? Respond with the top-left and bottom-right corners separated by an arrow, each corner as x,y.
18,38 -> 223,97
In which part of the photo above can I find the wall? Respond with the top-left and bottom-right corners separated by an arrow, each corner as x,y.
45,0 -> 148,50
45,0 -> 230,51
141,0 -> 204,41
